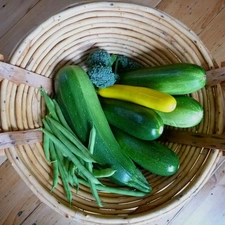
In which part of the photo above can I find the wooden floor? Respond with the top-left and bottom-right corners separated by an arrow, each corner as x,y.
1,0 -> 225,224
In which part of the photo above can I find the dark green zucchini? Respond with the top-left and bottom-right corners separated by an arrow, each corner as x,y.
54,65 -> 151,193
112,127 -> 180,176
155,95 -> 204,128
119,63 -> 206,95
100,98 -> 164,140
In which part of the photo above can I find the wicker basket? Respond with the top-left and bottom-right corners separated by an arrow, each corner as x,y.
3,2 -> 224,224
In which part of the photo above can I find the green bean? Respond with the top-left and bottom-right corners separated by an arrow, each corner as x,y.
40,128 -> 101,185
65,170 -> 74,187
63,157 -> 70,172
53,99 -> 74,133
56,148 -> 64,163
78,179 -> 147,197
86,125 -> 103,207
42,118 -> 51,131
40,88 -> 72,135
88,125 -> 96,155
47,117 -> 94,163
54,148 -> 75,187
69,161 -> 79,192
62,158 -> 74,186
43,132 -> 50,162
87,180 -> 103,207
93,168 -> 117,178
42,119 -> 52,162
55,150 -> 72,205
46,116 -> 95,163
40,88 -> 58,120
49,141 -> 59,191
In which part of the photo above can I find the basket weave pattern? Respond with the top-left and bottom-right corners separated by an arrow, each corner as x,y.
3,2 -> 224,224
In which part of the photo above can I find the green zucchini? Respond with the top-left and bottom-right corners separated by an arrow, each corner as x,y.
100,98 -> 164,140
54,65 -> 151,193
119,63 -> 206,95
155,95 -> 204,128
112,127 -> 180,176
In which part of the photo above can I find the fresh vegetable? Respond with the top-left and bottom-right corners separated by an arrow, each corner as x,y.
114,55 -> 142,72
86,125 -> 102,207
118,63 -> 206,95
155,95 -> 204,128
40,88 -> 149,207
97,84 -> 177,112
56,148 -> 73,204
40,91 -> 101,205
112,127 -> 180,176
54,65 -> 151,193
87,49 -> 118,88
87,49 -> 114,67
100,98 -> 164,140
78,179 -> 147,197
87,65 -> 119,88
86,49 -> 144,88
49,141 -> 58,191
41,120 -> 100,184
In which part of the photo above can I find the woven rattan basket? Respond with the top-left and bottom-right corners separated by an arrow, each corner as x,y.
3,2 -> 224,224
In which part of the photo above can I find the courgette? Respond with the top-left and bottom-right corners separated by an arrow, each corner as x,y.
155,95 -> 204,128
112,127 -> 180,176
100,98 -> 164,140
54,65 -> 151,193
119,63 -> 206,95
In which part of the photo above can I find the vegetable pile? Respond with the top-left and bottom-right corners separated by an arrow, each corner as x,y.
40,49 -> 206,207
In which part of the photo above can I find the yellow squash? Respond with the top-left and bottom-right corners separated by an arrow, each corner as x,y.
97,84 -> 177,112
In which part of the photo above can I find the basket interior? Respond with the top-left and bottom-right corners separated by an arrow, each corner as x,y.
3,2 -> 224,224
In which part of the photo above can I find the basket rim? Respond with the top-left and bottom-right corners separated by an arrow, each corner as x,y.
6,1 -> 222,224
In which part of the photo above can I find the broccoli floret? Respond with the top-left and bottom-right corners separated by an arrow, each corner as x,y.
87,49 -> 112,67
87,65 -> 118,88
114,55 -> 142,72
86,49 -> 119,88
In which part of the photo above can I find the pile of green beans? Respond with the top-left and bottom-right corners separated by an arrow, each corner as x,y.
39,88 -> 147,207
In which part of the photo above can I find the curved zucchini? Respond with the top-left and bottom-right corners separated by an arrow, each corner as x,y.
112,127 -> 180,176
100,98 -> 164,140
119,63 -> 206,95
155,95 -> 204,128
54,65 -> 151,193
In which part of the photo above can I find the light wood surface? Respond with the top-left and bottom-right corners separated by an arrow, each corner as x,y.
1,0 -> 225,224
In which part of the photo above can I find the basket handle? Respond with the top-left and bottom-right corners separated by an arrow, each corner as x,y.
159,129 -> 225,151
0,54 -> 50,156
206,66 -> 225,86
0,129 -> 42,149
0,59 -> 52,94
0,129 -> 42,156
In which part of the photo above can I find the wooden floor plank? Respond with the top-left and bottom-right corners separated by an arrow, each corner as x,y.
0,0 -> 40,39
199,7 -> 225,66
166,158 -> 225,225
0,154 -> 7,166
0,0 -> 163,62
0,0 -> 76,61
181,176 -> 225,225
157,0 -> 225,35
20,203 -> 80,225
156,0 -> 225,66
0,160 -> 42,225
